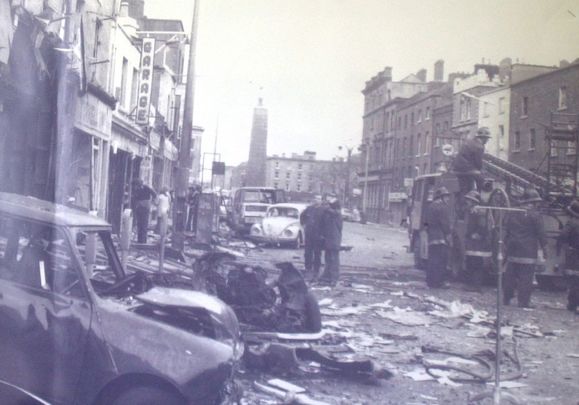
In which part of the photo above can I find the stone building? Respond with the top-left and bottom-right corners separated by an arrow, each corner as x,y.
360,66 -> 430,223
265,151 -> 343,197
509,62 -> 579,178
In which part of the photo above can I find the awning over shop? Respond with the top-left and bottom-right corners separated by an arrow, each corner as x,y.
163,139 -> 178,161
112,113 -> 148,157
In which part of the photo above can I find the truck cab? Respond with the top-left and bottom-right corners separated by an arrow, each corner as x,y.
229,187 -> 286,234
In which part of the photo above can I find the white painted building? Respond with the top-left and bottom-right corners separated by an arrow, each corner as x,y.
478,86 -> 510,160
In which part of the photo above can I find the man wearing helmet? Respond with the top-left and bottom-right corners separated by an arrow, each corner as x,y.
453,127 -> 491,194
504,188 -> 547,308
463,190 -> 491,292
425,186 -> 452,288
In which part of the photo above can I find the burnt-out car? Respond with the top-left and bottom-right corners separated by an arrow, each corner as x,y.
0,192 -> 242,405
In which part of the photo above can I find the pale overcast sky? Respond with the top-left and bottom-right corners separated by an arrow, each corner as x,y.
145,0 -> 579,167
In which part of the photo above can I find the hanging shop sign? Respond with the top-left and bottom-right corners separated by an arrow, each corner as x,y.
136,38 -> 155,125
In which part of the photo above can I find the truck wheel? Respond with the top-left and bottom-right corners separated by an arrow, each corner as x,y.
108,386 -> 185,405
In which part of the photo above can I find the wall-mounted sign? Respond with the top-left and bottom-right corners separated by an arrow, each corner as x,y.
388,192 -> 407,202
136,38 -> 155,124
404,178 -> 414,188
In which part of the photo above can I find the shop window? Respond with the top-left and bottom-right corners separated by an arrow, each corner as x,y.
498,97 -> 505,114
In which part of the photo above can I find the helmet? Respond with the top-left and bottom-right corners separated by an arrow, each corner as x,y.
567,200 -> 579,218
476,127 -> 491,139
520,188 -> 542,204
434,186 -> 451,200
464,190 -> 481,204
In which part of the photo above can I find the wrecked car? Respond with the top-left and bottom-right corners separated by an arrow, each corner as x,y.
0,192 -> 242,405
194,254 -> 321,334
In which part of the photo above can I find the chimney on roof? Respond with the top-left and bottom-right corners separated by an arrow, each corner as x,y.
416,68 -> 427,82
383,67 -> 393,81
499,57 -> 512,82
120,1 -> 129,17
434,60 -> 444,82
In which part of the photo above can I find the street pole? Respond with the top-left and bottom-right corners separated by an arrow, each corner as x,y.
172,0 -> 200,250
345,147 -> 352,208
362,142 -> 370,213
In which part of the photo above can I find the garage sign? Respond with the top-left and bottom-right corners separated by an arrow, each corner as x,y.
136,38 -> 155,124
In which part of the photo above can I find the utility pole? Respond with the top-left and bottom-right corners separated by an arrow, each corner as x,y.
362,142 -> 370,214
173,0 -> 200,250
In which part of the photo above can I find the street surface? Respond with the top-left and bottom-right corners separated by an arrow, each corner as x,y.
238,222 -> 579,405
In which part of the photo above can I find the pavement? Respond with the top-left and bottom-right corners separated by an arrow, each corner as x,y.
236,221 -> 579,405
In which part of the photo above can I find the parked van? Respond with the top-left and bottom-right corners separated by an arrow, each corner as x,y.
229,187 -> 286,234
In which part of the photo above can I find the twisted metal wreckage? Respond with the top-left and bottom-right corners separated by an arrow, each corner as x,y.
125,245 -> 393,382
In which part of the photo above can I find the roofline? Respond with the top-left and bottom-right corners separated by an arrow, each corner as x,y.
511,62 -> 579,87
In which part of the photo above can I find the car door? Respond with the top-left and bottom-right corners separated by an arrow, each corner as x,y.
0,218 -> 92,404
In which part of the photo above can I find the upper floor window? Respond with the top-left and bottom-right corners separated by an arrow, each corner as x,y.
417,110 -> 422,123
514,131 -> 521,152
275,161 -> 280,168
425,107 -> 430,120
529,128 -> 536,151
416,134 -> 422,156
522,96 -> 529,116
404,115 -> 408,129
286,172 -> 291,179
483,101 -> 489,117
298,163 -> 303,170
443,121 -> 449,131
424,131 -> 430,155
559,86 -> 568,110
498,97 -> 505,114
465,98 -> 472,120
274,170 -> 279,179
411,112 -> 415,126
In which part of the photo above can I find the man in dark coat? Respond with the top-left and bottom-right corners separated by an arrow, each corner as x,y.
425,186 -> 452,288
504,188 -> 547,308
463,190 -> 491,292
131,179 -> 157,243
453,127 -> 491,194
300,197 -> 326,281
318,198 -> 343,286
556,200 -> 579,312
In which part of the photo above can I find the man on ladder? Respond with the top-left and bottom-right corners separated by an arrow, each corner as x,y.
453,127 -> 491,194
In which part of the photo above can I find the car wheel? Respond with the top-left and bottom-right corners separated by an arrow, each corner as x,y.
109,386 -> 185,405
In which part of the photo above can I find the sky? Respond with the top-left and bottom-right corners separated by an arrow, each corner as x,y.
145,0 -> 579,169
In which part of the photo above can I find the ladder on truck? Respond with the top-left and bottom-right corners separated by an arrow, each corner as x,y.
546,112 -> 579,199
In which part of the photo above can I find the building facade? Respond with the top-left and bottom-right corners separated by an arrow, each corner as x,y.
509,63 -> 579,177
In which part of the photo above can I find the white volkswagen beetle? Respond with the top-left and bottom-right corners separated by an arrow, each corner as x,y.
249,203 -> 308,248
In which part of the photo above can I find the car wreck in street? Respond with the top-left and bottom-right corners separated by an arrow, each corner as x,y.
0,192 -> 242,405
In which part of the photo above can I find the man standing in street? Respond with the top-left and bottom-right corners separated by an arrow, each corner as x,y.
556,200 -> 579,312
453,127 -> 491,195
318,197 -> 343,287
131,179 -> 157,243
504,188 -> 547,308
463,190 -> 491,292
425,186 -> 452,288
300,196 -> 325,282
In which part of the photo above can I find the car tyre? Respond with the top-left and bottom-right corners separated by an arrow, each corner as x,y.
108,385 -> 185,405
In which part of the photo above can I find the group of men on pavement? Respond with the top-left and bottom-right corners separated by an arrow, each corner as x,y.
424,126 -> 578,311
300,196 -> 343,287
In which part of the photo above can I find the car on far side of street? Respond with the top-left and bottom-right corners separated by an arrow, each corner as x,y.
0,192 -> 242,405
249,203 -> 307,248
